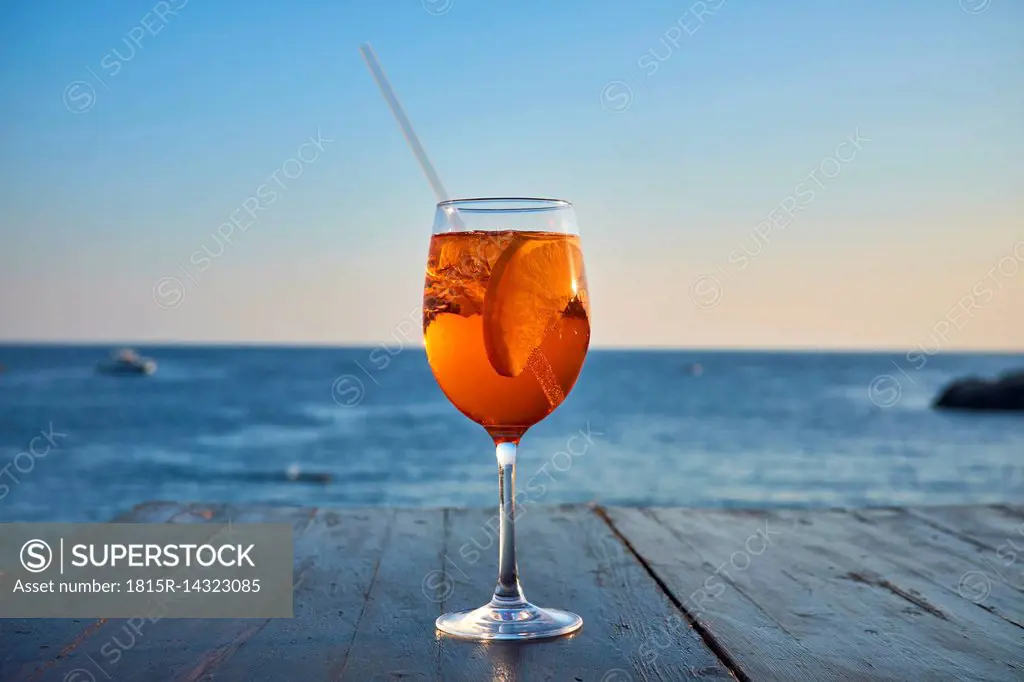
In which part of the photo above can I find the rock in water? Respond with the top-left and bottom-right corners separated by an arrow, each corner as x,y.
933,370 -> 1024,412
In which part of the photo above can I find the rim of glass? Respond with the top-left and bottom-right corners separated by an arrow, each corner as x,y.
437,197 -> 572,213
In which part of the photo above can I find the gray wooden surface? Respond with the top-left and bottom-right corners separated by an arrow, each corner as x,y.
3,503 -> 1023,681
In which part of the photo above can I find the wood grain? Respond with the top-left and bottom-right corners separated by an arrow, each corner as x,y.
207,508 -> 394,681
603,507 -> 842,682
437,505 -> 733,682
849,506 -> 1024,630
5,502 -> 1023,681
603,506 -> 1024,681
21,504 -> 316,682
337,509 -> 443,681
0,500 -> 199,680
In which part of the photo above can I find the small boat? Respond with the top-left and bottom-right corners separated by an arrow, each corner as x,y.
96,349 -> 157,376
285,464 -> 332,484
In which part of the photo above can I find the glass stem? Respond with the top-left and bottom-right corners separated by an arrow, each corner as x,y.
491,440 -> 526,606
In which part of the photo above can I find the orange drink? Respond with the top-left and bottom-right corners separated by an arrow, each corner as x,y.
423,230 -> 590,440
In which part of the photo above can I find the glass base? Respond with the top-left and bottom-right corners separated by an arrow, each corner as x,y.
435,600 -> 582,641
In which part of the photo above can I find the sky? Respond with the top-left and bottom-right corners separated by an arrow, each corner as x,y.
0,0 -> 1021,350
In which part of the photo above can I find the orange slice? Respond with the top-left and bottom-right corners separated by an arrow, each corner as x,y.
483,235 -> 584,378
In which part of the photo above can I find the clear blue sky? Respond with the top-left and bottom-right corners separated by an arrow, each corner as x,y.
1,0 -> 1021,348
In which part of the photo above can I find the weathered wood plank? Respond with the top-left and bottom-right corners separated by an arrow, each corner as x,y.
607,507 -> 1024,682
205,508 -> 394,681
774,508 -> 1023,673
337,509 -> 443,681
663,507 -> 1022,680
8,503 -> 1022,681
847,507 -> 1024,630
23,503 -> 318,682
0,501 -> 211,681
437,506 -> 733,682
603,507 -> 841,682
909,505 -> 1024,554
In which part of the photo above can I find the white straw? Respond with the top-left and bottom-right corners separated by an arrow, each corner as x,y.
360,44 -> 565,404
359,42 -> 452,205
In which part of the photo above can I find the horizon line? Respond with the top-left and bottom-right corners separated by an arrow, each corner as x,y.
1,340 -> 1022,355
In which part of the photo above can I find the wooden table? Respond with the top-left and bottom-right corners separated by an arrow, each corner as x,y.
3,503 -> 1023,681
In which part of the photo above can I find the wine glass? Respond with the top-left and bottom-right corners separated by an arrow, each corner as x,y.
422,197 -> 591,640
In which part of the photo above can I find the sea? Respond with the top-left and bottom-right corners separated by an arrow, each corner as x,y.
1,345 -> 1022,523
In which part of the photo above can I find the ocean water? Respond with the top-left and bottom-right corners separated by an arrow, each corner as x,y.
0,345 -> 1022,523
